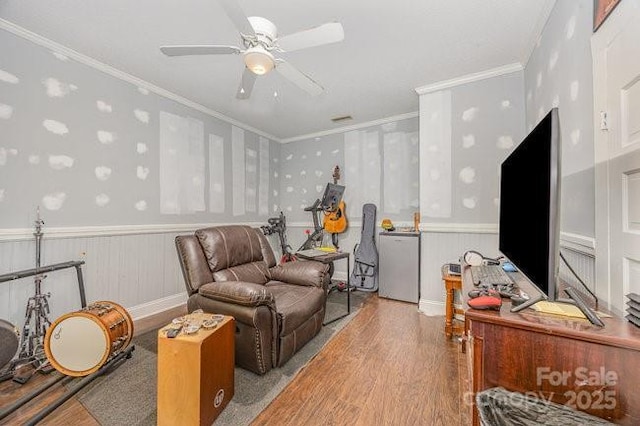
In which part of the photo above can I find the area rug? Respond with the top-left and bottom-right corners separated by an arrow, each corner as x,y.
72,290 -> 370,426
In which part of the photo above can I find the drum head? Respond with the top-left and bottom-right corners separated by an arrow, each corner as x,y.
47,315 -> 108,375
0,319 -> 18,370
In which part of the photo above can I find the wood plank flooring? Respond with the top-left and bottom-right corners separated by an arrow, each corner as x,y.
253,295 -> 467,426
1,296 -> 466,425
0,371 -> 99,425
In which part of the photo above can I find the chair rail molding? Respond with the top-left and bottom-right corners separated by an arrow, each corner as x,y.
0,222 -> 266,241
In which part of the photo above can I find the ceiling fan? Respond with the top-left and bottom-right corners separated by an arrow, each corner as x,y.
160,0 -> 345,99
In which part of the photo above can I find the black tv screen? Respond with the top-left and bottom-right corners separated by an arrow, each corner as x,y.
499,108 -> 560,301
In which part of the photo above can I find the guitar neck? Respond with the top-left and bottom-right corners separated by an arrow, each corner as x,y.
332,166 -> 340,185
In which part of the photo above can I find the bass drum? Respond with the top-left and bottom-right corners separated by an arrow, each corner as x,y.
45,301 -> 133,377
0,319 -> 19,370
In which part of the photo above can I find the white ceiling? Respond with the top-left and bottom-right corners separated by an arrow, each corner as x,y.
0,0 -> 555,140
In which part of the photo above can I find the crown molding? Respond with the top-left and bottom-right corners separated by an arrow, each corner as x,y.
0,19 -> 281,142
414,63 -> 523,96
280,111 -> 419,144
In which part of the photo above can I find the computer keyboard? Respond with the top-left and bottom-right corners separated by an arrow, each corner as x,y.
470,265 -> 513,286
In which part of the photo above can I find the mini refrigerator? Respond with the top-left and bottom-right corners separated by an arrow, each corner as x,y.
378,231 -> 420,303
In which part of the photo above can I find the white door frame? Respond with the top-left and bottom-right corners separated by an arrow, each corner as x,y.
592,0 -> 640,314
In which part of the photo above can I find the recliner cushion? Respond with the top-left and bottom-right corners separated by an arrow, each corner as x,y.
213,261 -> 270,284
265,282 -> 326,336
196,225 -> 264,272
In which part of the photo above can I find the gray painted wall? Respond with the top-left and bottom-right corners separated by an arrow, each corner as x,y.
0,29 -> 280,228
278,117 -> 419,223
417,72 -> 526,309
524,0 -> 595,238
420,71 -> 526,226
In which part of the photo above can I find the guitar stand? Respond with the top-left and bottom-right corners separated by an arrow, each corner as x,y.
0,346 -> 135,425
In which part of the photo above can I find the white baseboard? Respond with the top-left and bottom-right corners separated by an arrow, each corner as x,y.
127,293 -> 188,321
418,299 -> 445,316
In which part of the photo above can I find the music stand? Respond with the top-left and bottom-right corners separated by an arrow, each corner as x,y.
320,183 -> 345,213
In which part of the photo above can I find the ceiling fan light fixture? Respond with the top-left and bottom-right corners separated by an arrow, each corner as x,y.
244,46 -> 275,75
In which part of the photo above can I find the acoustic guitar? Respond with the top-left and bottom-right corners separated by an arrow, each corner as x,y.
323,166 -> 348,234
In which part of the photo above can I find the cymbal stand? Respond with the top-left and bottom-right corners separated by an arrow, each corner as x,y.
16,208 -> 52,371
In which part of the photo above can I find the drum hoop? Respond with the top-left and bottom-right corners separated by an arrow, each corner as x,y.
45,311 -> 111,376
93,300 -> 135,348
0,318 -> 18,334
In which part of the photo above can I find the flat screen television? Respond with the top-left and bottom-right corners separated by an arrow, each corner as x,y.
499,108 -> 561,306
499,108 -> 603,325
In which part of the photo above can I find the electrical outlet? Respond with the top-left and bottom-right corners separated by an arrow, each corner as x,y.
600,111 -> 608,131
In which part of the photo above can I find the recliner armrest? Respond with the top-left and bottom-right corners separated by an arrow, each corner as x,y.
198,281 -> 275,308
269,261 -> 329,288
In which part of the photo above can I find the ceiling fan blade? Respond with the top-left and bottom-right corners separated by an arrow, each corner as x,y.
277,22 -> 344,52
218,0 -> 255,36
236,67 -> 257,99
275,60 -> 323,96
160,45 -> 242,56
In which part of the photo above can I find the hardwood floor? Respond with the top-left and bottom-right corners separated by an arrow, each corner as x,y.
252,295 -> 467,426
1,296 -> 467,425
0,369 -> 99,425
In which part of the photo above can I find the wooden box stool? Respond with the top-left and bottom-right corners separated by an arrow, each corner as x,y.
157,314 -> 235,426
441,264 -> 465,339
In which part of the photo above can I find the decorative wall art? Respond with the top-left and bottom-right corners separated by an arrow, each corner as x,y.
594,0 -> 621,31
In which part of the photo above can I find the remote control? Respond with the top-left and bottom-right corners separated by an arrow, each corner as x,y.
166,326 -> 182,338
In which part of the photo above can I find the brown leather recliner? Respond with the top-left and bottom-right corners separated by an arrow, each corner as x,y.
175,225 -> 330,375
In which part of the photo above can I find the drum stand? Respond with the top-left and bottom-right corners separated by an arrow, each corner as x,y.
16,213 -> 52,376
0,345 -> 135,424
0,208 -> 88,383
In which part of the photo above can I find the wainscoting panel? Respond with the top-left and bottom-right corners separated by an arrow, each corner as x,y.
418,231 -> 596,316
558,246 -> 596,294
420,231 -> 499,316
0,232 -> 188,328
0,222 -> 598,331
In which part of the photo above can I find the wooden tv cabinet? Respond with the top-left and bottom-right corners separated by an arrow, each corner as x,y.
461,264 -> 640,425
